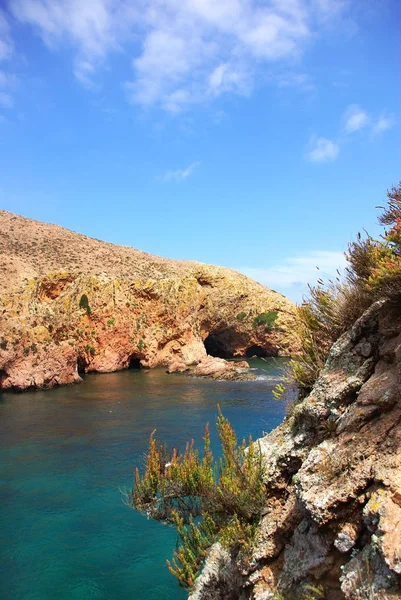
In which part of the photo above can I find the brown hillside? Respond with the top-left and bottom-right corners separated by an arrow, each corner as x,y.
0,210 -> 299,391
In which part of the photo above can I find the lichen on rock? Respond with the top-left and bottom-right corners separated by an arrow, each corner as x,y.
189,300 -> 401,599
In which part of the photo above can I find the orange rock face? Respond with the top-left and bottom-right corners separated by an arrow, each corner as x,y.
0,210 -> 299,391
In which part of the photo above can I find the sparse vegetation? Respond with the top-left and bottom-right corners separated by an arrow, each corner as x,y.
107,317 -> 115,327
236,311 -> 247,321
130,410 -> 266,588
85,344 -> 95,356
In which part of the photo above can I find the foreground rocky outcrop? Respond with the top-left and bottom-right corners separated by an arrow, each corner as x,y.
190,299 -> 401,599
0,210 -> 299,391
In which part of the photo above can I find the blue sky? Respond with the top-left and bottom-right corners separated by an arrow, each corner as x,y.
0,0 -> 400,302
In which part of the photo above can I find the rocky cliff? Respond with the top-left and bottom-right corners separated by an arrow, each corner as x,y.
189,299 -> 401,599
0,210 -> 299,391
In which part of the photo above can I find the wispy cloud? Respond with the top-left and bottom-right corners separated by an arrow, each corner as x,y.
0,10 -> 18,113
0,70 -> 18,88
237,250 -> 347,301
372,114 -> 396,134
160,161 -> 200,183
343,104 -> 370,133
0,11 -> 14,62
307,103 -> 397,164
73,59 -> 97,89
276,71 -> 315,92
8,0 -> 351,110
0,91 -> 13,108
305,136 -> 339,163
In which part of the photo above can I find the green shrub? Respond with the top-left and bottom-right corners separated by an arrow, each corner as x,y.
252,311 -> 278,330
137,338 -> 145,352
276,182 -> 401,401
236,312 -> 247,321
130,410 -> 266,588
79,294 -> 91,315
107,317 -> 115,327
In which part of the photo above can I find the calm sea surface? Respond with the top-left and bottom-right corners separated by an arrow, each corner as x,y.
0,358 -> 287,600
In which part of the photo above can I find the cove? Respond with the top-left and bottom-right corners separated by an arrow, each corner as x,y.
0,358 -> 287,600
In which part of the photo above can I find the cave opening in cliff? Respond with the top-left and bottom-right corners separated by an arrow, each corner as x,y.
77,355 -> 87,374
245,344 -> 267,358
128,357 -> 141,370
203,332 -> 232,358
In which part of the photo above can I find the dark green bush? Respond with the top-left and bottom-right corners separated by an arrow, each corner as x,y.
236,312 -> 247,321
79,294 -> 91,315
252,311 -> 278,330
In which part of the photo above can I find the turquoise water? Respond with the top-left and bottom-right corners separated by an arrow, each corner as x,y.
0,359 -> 287,600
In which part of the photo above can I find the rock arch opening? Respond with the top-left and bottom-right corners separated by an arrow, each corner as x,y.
128,356 -> 142,370
77,355 -> 88,374
245,344 -> 267,358
203,331 -> 232,358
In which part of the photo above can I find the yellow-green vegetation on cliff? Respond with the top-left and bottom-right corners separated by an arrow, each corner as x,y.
280,183 -> 401,399
0,210 -> 299,391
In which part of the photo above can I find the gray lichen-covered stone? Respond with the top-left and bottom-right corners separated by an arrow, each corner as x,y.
191,300 -> 401,600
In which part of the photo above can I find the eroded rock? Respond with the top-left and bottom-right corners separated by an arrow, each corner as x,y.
191,300 -> 401,599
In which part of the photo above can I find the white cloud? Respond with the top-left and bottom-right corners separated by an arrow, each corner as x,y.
343,104 -> 370,133
9,0 -> 350,109
0,91 -> 13,108
237,250 -> 347,301
305,136 -> 339,163
372,114 -> 396,134
0,11 -> 18,110
160,161 -> 200,182
0,11 -> 14,62
208,62 -> 251,97
0,70 -> 18,88
73,59 -> 96,89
